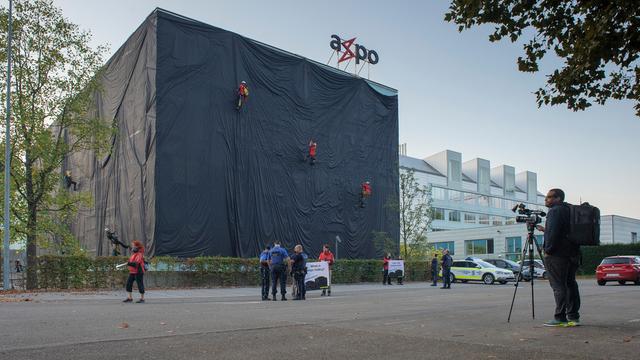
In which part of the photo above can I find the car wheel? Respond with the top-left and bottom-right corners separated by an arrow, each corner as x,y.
499,281 -> 507,285
482,273 -> 495,285
542,272 -> 548,279
618,280 -> 626,285
597,279 -> 606,286
450,273 -> 456,283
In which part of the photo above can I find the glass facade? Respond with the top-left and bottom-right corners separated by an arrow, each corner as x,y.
449,190 -> 462,202
434,241 -> 455,255
506,236 -> 522,255
464,213 -> 476,224
426,185 -> 544,231
465,239 -> 494,255
432,187 -> 446,200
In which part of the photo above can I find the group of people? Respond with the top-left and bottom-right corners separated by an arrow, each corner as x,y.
382,253 -> 403,285
259,242 -> 335,301
114,186 -> 581,328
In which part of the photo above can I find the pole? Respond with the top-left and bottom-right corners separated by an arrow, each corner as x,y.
335,235 -> 341,260
3,0 -> 13,290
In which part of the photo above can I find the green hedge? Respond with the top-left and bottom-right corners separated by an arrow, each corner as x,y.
579,244 -> 640,275
26,256 -> 433,290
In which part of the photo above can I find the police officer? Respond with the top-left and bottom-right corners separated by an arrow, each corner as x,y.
431,253 -> 439,286
290,245 -> 307,300
269,241 -> 289,301
441,249 -> 452,289
259,246 -> 271,300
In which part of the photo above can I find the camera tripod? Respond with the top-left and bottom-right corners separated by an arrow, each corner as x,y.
507,222 -> 546,322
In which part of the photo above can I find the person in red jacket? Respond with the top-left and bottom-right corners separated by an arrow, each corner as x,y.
308,140 -> 317,165
360,181 -> 372,208
123,240 -> 146,303
382,253 -> 392,285
318,244 -> 334,296
236,81 -> 249,110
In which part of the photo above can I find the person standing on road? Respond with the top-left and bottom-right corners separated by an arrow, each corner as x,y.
318,244 -> 334,296
269,241 -> 289,301
536,188 -> 581,327
123,240 -> 146,303
396,256 -> 404,285
290,245 -> 307,300
441,249 -> 452,289
431,253 -> 439,286
259,246 -> 271,301
382,253 -> 392,285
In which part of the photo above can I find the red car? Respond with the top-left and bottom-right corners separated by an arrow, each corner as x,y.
596,256 -> 640,286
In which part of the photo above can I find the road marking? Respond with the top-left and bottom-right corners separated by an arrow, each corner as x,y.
628,319 -> 640,323
383,319 -> 417,326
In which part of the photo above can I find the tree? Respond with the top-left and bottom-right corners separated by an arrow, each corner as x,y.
445,1 -> 640,117
0,0 -> 111,288
387,169 -> 433,260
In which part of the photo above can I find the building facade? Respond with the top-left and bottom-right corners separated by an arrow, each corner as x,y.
400,150 -> 640,260
400,150 -> 546,232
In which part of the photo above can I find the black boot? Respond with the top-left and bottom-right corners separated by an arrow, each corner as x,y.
281,295 -> 287,301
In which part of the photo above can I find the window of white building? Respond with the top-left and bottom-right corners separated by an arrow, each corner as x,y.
505,237 -> 522,261
434,241 -> 455,255
465,239 -> 494,255
432,187 -> 446,200
433,208 -> 445,220
449,210 -> 461,222
479,215 -> 490,225
449,190 -> 462,202
464,213 -> 476,224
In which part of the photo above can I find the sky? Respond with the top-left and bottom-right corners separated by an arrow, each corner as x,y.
51,0 -> 640,219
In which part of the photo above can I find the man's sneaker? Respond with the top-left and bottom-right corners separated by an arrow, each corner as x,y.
544,319 -> 568,327
567,319 -> 581,327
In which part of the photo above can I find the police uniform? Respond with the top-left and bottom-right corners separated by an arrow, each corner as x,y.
259,250 -> 271,300
269,245 -> 289,300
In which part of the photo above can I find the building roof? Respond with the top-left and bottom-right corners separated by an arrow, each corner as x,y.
399,155 -> 443,176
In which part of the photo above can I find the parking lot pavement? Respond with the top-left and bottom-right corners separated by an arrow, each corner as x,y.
1,280 -> 639,359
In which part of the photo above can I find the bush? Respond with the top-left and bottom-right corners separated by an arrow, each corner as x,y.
25,255 -> 434,290
579,244 -> 640,275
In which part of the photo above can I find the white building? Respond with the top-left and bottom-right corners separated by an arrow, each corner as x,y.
400,150 -> 640,260
400,150 -> 546,232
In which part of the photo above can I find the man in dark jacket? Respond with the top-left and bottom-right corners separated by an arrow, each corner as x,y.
536,188 -> 581,327
290,245 -> 307,300
431,254 -> 439,286
441,249 -> 452,289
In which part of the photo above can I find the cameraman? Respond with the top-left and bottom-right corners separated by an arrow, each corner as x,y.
536,189 -> 580,327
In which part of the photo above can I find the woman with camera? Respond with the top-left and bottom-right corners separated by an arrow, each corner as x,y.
123,240 -> 146,303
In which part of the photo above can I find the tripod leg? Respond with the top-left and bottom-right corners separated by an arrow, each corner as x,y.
508,240 -> 530,322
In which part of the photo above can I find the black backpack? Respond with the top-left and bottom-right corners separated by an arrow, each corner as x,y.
567,202 -> 600,246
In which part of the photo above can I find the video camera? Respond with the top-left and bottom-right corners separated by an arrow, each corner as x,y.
511,203 -> 546,225
105,228 -> 129,249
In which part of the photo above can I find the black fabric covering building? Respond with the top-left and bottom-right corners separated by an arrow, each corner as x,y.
68,9 -> 399,259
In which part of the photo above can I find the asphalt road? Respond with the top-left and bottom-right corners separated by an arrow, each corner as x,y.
1,280 -> 639,359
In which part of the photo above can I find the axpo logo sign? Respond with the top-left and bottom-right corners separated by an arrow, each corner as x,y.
329,35 -> 379,65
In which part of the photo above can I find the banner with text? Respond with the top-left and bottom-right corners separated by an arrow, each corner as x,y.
388,260 -> 404,278
305,261 -> 330,291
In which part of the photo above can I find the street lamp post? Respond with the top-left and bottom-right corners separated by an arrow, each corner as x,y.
3,0 -> 13,290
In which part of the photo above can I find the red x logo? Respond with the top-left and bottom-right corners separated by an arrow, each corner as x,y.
338,37 -> 356,63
